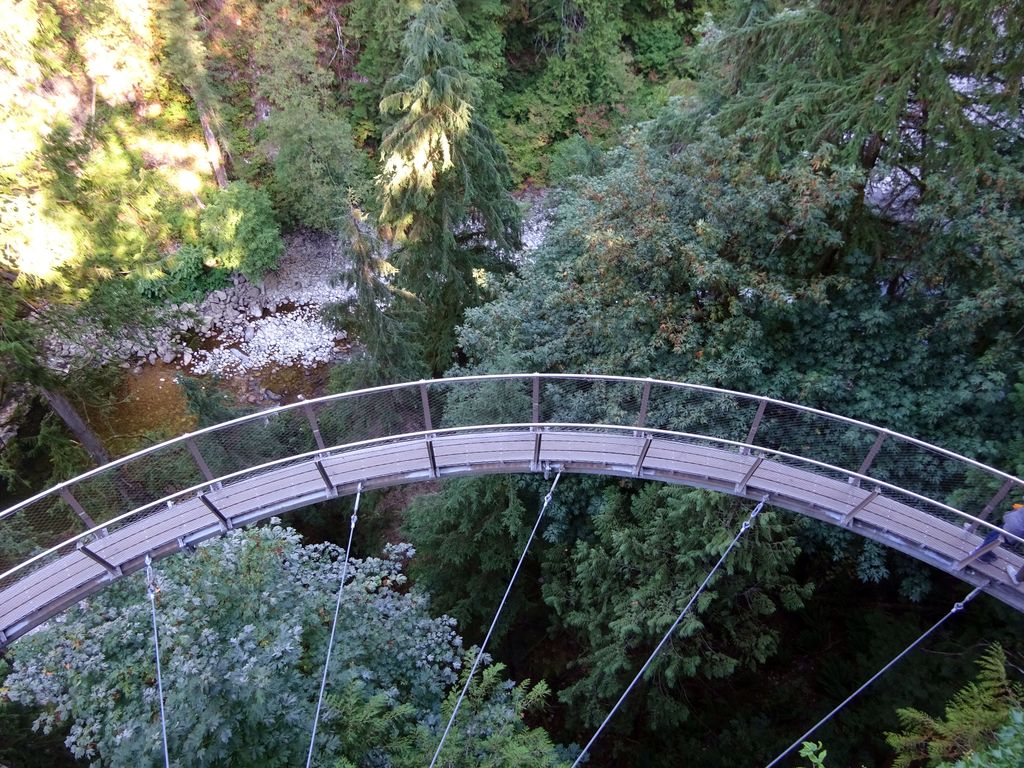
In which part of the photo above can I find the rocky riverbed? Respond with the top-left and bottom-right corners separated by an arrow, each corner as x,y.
46,230 -> 352,378
48,191 -> 552,382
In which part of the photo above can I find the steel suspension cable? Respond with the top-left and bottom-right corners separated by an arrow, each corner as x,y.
306,483 -> 362,768
428,470 -> 563,768
145,554 -> 170,768
763,585 -> 984,768
570,495 -> 769,768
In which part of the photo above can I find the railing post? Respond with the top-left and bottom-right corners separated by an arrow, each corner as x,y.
735,455 -> 764,494
741,400 -> 767,454
633,436 -> 652,478
77,541 -> 121,577
968,478 -> 1016,533
842,489 -> 879,526
304,403 -> 326,452
636,381 -> 651,429
419,383 -> 438,477
186,437 -> 215,482
60,486 -> 97,529
857,433 -> 887,476
531,375 -> 543,471
314,458 -> 338,498
420,383 -> 433,431
199,493 -> 233,532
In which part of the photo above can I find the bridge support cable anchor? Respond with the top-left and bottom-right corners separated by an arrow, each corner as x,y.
145,554 -> 171,768
762,585 -> 984,768
429,470 -> 563,768
306,483 -> 362,768
569,495 -> 768,768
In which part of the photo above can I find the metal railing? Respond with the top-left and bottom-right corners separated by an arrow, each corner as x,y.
3,374 -> 1023,594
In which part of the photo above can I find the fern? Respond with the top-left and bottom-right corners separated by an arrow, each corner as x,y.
886,644 -> 1022,767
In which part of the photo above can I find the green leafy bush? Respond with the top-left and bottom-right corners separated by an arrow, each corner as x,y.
199,181 -> 283,281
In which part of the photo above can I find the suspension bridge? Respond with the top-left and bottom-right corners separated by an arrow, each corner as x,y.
2,373 -> 1023,764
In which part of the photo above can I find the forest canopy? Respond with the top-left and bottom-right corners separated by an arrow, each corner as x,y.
1,1 -> 1024,767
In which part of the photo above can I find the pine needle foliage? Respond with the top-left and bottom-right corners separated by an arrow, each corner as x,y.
377,0 -> 521,373
886,643 -> 1024,767
411,656 -> 569,768
544,487 -> 812,738
696,0 -> 1024,186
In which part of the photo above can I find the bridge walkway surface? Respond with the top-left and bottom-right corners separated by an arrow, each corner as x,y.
2,374 -> 1023,646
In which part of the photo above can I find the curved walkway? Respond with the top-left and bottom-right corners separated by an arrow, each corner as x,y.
2,374 -> 1023,646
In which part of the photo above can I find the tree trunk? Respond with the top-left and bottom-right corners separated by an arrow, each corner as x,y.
38,386 -> 111,466
194,94 -> 229,190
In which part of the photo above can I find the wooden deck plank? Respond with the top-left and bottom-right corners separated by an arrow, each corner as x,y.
5,427 -> 1024,642
0,552 -> 105,619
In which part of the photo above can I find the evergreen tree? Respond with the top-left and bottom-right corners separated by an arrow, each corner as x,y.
695,0 -> 1024,192
199,180 -> 283,281
155,0 -> 230,189
377,0 -> 521,373
254,0 -> 371,231
542,487 -> 810,760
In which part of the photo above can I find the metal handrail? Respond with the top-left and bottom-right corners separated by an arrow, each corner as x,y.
2,374 -> 1022,594
3,419 -> 1022,590
4,373 -> 1021,522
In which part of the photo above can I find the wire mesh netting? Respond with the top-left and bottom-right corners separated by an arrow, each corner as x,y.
316,385 -> 424,448
865,435 -> 1022,520
439,377 -> 533,428
2,374 -> 1023,610
749,402 -> 880,471
192,407 -> 319,479
540,377 -> 644,427
0,495 -> 85,578
644,383 -> 761,443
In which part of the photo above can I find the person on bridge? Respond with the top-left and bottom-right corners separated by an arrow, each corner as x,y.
965,503 -> 1024,576
996,503 -> 1024,584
